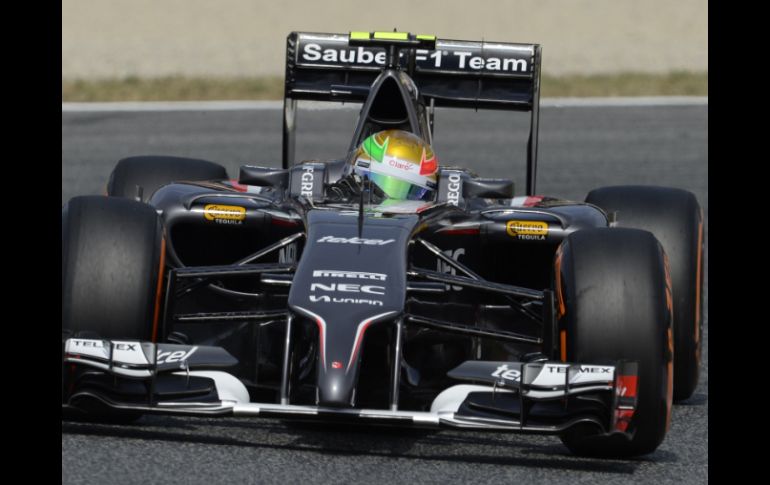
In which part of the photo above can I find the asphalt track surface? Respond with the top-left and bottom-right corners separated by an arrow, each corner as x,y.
62,103 -> 708,484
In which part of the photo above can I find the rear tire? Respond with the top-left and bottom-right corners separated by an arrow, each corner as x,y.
556,228 -> 673,457
586,185 -> 703,401
107,155 -> 228,203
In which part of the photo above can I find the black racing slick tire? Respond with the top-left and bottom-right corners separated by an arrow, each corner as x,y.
62,196 -> 165,341
555,228 -> 673,457
107,155 -> 228,203
586,185 -> 704,401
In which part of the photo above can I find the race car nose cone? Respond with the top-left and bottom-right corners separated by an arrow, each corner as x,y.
318,373 -> 355,407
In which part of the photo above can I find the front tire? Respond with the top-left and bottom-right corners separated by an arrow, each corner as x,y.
62,196 -> 164,341
555,228 -> 673,457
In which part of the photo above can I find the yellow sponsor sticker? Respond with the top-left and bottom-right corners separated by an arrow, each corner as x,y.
373,32 -> 409,41
204,204 -> 246,222
506,220 -> 548,239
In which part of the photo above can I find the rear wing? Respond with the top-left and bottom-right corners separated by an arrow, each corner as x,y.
283,32 -> 543,195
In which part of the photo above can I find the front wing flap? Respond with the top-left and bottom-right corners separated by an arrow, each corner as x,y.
63,338 -> 238,378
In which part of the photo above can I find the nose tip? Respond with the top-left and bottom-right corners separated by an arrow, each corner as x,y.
317,371 -> 355,407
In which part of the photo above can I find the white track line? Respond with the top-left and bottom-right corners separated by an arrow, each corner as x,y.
544,96 -> 708,107
62,96 -> 707,113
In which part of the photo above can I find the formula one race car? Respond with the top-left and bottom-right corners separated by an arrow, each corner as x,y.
61,32 -> 704,457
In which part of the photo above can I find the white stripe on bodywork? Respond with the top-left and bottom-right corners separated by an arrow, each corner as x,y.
172,370 -> 249,403
430,384 -> 512,414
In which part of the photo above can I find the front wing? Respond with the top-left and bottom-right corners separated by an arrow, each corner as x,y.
62,338 -> 638,437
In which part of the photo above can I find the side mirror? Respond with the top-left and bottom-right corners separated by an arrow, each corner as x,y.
238,166 -> 289,188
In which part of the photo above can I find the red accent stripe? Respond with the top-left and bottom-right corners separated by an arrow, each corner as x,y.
440,228 -> 480,235
347,320 -> 374,371
666,327 -> 674,432
151,237 -> 167,343
614,409 -> 635,432
419,149 -> 438,175
554,246 -> 566,319
271,217 -> 300,227
617,375 -> 638,398
315,318 -> 326,369
228,180 -> 249,192
523,196 -> 543,207
68,364 -> 77,395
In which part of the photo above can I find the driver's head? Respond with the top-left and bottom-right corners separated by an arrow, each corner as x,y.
348,130 -> 438,201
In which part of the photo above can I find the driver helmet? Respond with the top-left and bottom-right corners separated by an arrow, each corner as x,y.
348,129 -> 438,201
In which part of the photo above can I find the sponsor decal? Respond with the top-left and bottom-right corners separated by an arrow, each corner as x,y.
71,339 -> 105,348
387,157 -> 416,172
415,48 -> 530,72
546,365 -> 613,374
313,270 -> 387,281
70,340 -> 137,352
68,339 -> 147,367
204,204 -> 246,225
300,165 -> 315,198
437,248 -> 466,291
309,295 -> 383,306
299,42 -> 529,74
309,279 -> 387,306
506,220 -> 548,240
302,43 -> 388,65
310,283 -> 385,295
444,50 -> 527,72
491,364 -> 521,382
317,236 -> 395,246
157,346 -> 198,365
279,242 -> 298,264
446,173 -> 462,206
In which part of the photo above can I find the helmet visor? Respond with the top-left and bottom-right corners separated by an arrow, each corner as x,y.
367,172 -> 433,201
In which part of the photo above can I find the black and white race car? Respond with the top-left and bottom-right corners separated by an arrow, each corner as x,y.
61,31 -> 704,457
